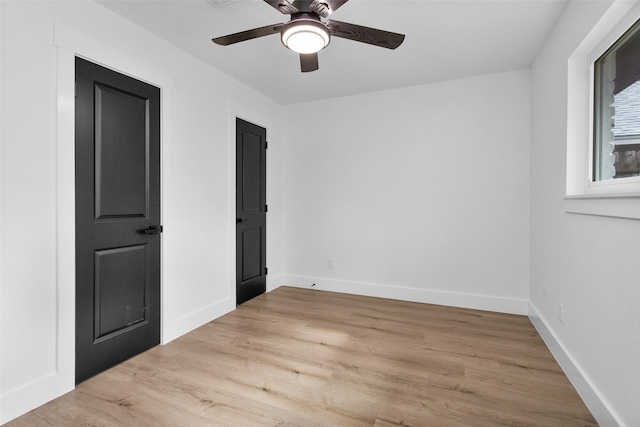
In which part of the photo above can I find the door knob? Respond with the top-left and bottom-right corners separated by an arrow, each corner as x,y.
143,225 -> 163,235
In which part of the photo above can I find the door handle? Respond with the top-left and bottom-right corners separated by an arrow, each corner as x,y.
143,225 -> 163,235
236,218 -> 243,223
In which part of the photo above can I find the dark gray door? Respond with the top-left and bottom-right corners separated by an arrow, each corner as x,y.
236,118 -> 267,305
75,57 -> 161,384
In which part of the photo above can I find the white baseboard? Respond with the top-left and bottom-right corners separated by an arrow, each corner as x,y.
528,303 -> 622,427
275,275 -> 528,315
1,371 -> 74,425
162,297 -> 235,344
267,275 -> 283,292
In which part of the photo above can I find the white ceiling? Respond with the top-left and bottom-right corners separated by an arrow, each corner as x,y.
96,0 -> 568,105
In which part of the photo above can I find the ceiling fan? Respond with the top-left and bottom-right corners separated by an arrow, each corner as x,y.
212,0 -> 405,73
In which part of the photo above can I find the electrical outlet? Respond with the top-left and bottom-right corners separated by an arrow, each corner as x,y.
558,304 -> 564,324
328,259 -> 334,269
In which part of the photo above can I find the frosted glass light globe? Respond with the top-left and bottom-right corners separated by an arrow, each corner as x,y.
282,21 -> 330,54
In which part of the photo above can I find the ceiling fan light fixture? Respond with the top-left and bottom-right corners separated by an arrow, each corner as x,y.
281,20 -> 330,54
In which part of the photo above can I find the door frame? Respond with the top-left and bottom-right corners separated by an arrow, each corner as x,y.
226,102 -> 273,304
54,23 -> 174,395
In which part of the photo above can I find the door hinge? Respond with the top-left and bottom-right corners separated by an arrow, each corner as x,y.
265,140 -> 268,149
75,82 -> 77,97
265,204 -> 268,212
265,267 -> 268,275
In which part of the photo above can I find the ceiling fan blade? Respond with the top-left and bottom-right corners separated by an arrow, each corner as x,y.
212,24 -> 284,46
263,0 -> 299,15
310,0 -> 349,18
300,53 -> 319,72
326,19 -> 405,50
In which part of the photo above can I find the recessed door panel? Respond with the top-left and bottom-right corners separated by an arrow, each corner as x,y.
241,227 -> 262,281
242,133 -> 262,213
94,245 -> 148,341
95,84 -> 149,220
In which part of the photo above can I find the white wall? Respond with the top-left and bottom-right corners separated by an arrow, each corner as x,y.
279,70 -> 531,314
530,1 -> 640,425
0,0 -> 283,423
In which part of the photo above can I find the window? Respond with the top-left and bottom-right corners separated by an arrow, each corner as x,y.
593,18 -> 640,182
564,0 -> 640,219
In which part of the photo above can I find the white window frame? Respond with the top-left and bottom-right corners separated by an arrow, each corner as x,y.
565,0 -> 640,219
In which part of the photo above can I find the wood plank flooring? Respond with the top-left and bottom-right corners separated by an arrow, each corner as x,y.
6,287 -> 597,426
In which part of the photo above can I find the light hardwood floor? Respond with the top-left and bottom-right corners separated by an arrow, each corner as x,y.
7,287 -> 597,426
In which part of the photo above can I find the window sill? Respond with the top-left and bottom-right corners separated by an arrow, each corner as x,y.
564,193 -> 640,220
